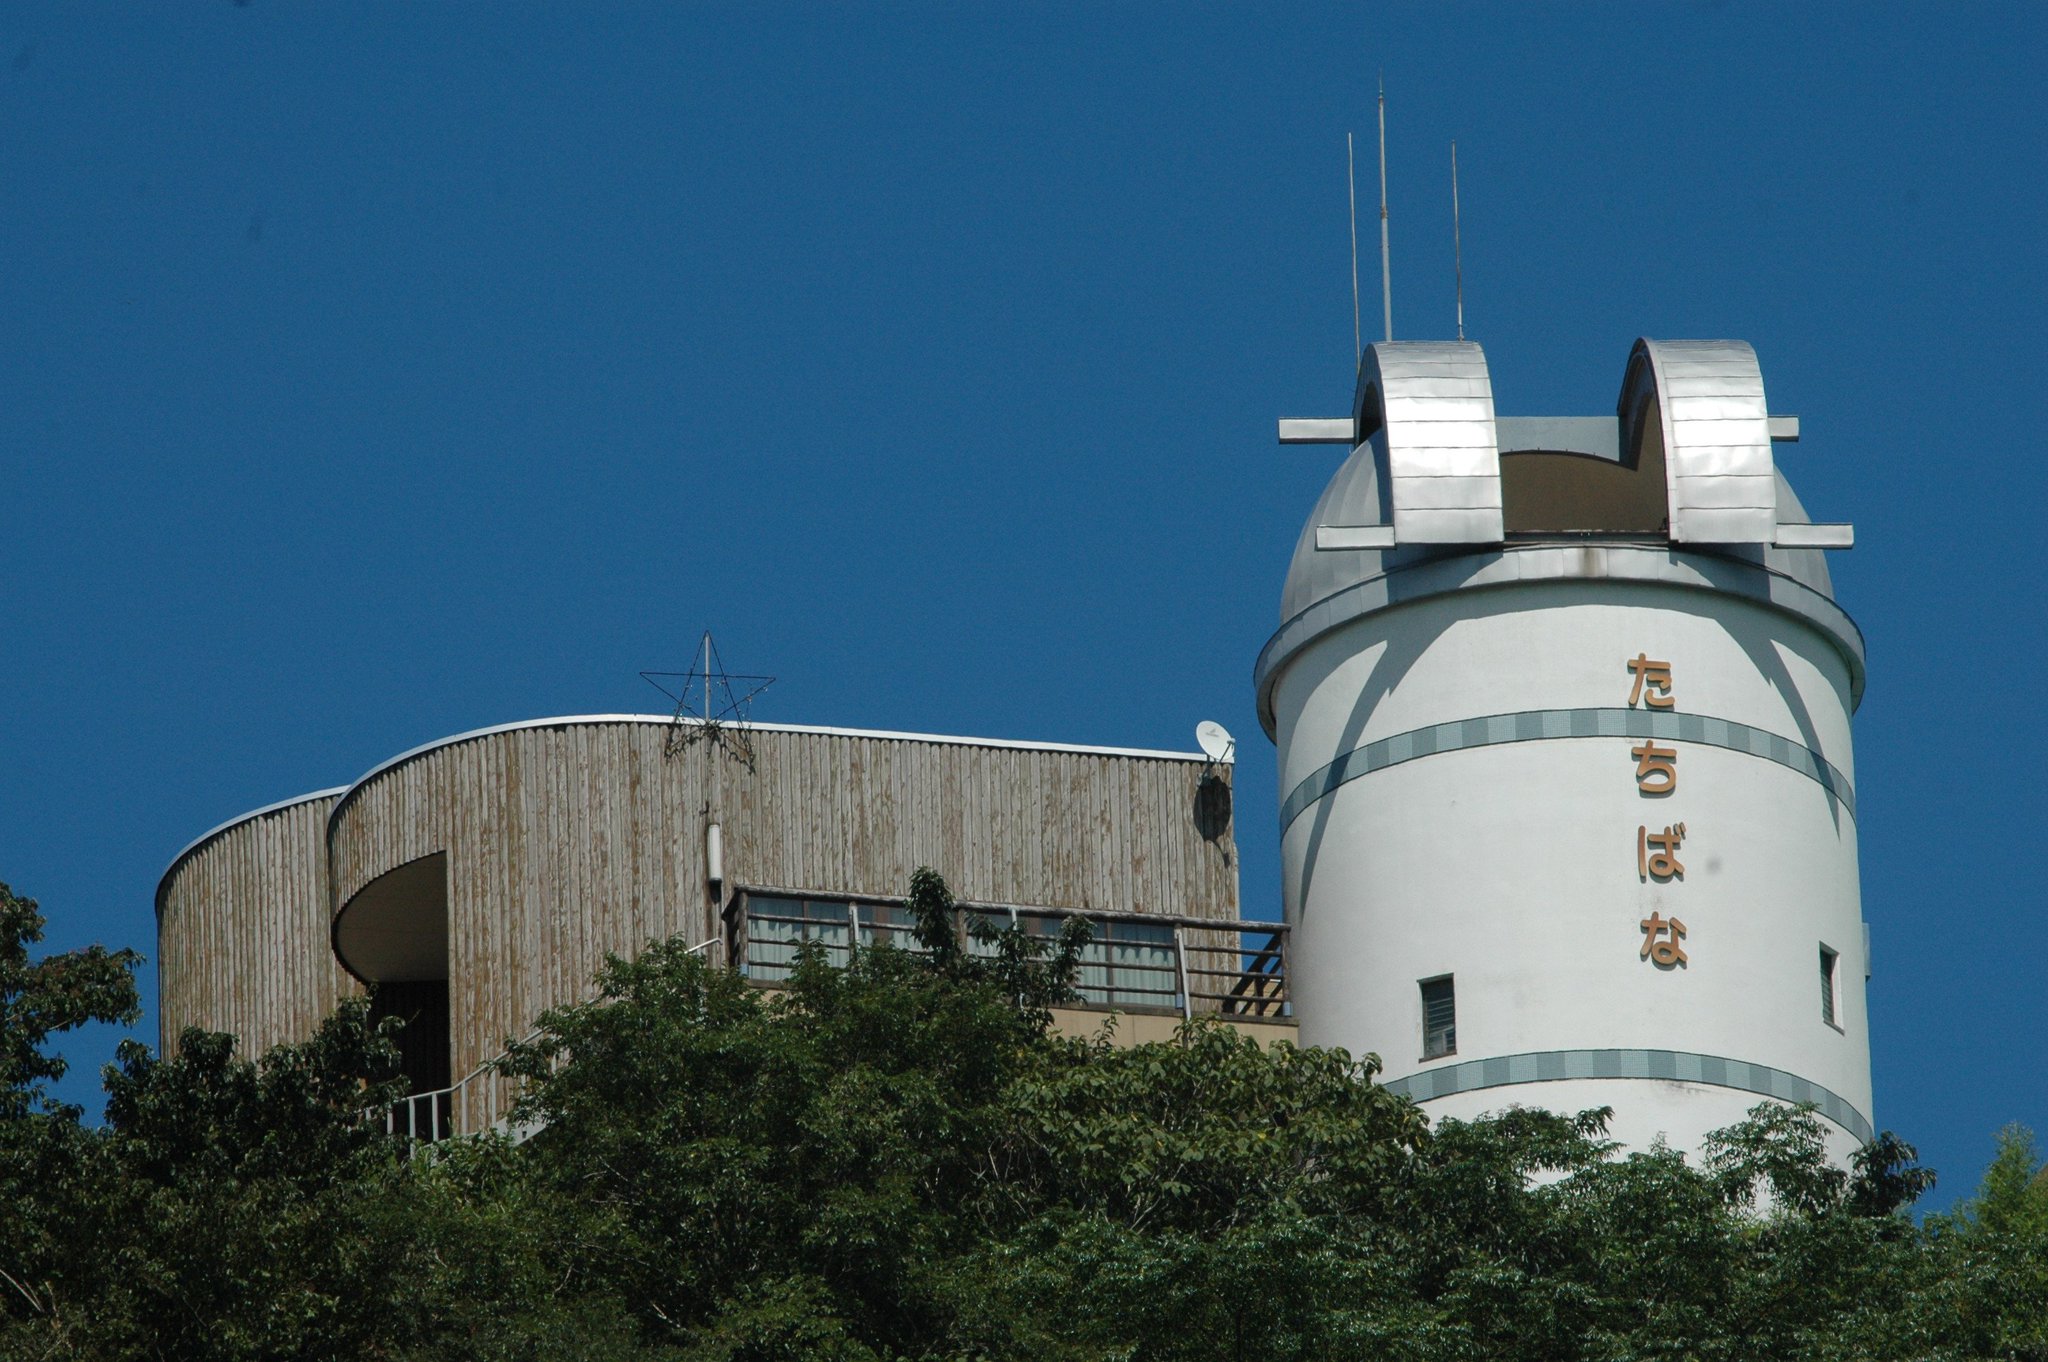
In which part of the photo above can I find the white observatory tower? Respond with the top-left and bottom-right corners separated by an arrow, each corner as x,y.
1263,339 -> 1872,1163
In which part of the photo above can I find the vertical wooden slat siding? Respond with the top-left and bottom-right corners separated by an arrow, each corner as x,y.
156,795 -> 363,1056
169,721 -> 1237,1126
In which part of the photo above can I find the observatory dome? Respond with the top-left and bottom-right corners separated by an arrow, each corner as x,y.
1257,338 -> 1864,739
1280,450 -> 1836,624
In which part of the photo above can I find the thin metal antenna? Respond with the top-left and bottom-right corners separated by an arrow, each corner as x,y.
1451,140 -> 1465,341
1347,132 -> 1362,365
1377,77 -> 1392,342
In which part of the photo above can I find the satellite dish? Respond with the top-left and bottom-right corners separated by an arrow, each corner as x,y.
1195,720 -> 1236,764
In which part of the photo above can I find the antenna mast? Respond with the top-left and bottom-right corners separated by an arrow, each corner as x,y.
1451,140 -> 1464,341
1377,78 -> 1392,342
1347,132 -> 1362,364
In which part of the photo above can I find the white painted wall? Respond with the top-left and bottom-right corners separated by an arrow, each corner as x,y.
1273,578 -> 1872,1160
1419,1080 -> 1866,1171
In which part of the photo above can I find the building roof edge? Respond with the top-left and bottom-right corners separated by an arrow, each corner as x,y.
322,714 -> 1221,840
155,786 -> 350,920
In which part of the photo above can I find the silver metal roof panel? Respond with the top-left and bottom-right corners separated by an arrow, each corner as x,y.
1355,340 -> 1504,547
1623,339 -> 1778,545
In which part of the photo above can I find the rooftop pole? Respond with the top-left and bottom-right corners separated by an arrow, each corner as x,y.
1377,77 -> 1392,342
1452,140 -> 1464,341
1348,132 -> 1362,365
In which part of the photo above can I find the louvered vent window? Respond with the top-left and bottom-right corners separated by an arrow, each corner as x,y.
1421,976 -> 1457,1059
1820,946 -> 1840,1026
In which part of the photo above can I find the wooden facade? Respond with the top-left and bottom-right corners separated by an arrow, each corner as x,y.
160,716 -> 1243,1122
155,791 -> 364,1056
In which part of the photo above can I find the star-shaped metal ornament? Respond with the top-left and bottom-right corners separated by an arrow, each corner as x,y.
640,631 -> 775,766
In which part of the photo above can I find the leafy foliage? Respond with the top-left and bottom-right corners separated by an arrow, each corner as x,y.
0,880 -> 140,1120
4,869 -> 2046,1360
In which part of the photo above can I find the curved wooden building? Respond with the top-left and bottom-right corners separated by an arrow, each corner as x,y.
156,789 -> 363,1057
159,714 -> 1267,1129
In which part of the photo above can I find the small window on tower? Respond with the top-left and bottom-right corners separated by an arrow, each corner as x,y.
1420,975 -> 1456,1059
1819,945 -> 1840,1028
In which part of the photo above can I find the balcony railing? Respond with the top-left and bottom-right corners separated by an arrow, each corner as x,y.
385,895 -> 1292,1148
386,1086 -> 456,1142
726,887 -> 1291,1021
384,938 -> 723,1144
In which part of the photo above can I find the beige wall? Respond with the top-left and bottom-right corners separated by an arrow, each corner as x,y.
1048,1007 -> 1296,1048
162,718 -> 1241,1122
155,793 -> 363,1054
327,721 -> 1239,1107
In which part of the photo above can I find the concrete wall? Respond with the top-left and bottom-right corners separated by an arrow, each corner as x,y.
1271,578 -> 1871,1159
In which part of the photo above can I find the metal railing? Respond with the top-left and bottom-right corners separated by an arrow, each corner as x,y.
383,936 -> 723,1144
381,897 -> 1292,1149
386,1086 -> 456,1142
383,1045 -> 514,1145
726,888 -> 1291,1020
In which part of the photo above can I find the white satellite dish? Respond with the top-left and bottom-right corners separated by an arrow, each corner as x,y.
1195,720 -> 1236,764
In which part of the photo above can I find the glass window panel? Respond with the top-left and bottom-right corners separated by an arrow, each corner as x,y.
858,903 -> 921,952
740,898 -> 1246,1018
1421,976 -> 1456,1058
1101,920 -> 1177,1008
744,895 -> 849,981
968,908 -> 1059,957
966,908 -> 1007,958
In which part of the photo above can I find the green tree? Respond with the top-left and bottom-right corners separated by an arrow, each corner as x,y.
1919,1125 -> 2048,1361
12,866 -> 2044,1362
0,879 -> 142,1345
486,870 -> 1980,1362
956,1020 -> 1430,1360
496,869 -> 1096,1359
4,996 -> 646,1360
4,1005 -> 416,1359
0,880 -> 140,1120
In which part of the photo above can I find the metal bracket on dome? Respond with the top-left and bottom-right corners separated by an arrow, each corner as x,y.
1619,340 -> 1851,549
1764,410 -> 1855,550
1298,414 -> 1807,457
1278,414 -> 1398,550
1282,341 -> 1504,551
1775,524 -> 1854,549
1278,418 -> 1356,444
1314,525 -> 1397,550
1280,418 -> 1398,550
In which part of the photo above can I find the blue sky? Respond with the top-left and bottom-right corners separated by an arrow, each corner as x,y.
3,4 -> 2042,1207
